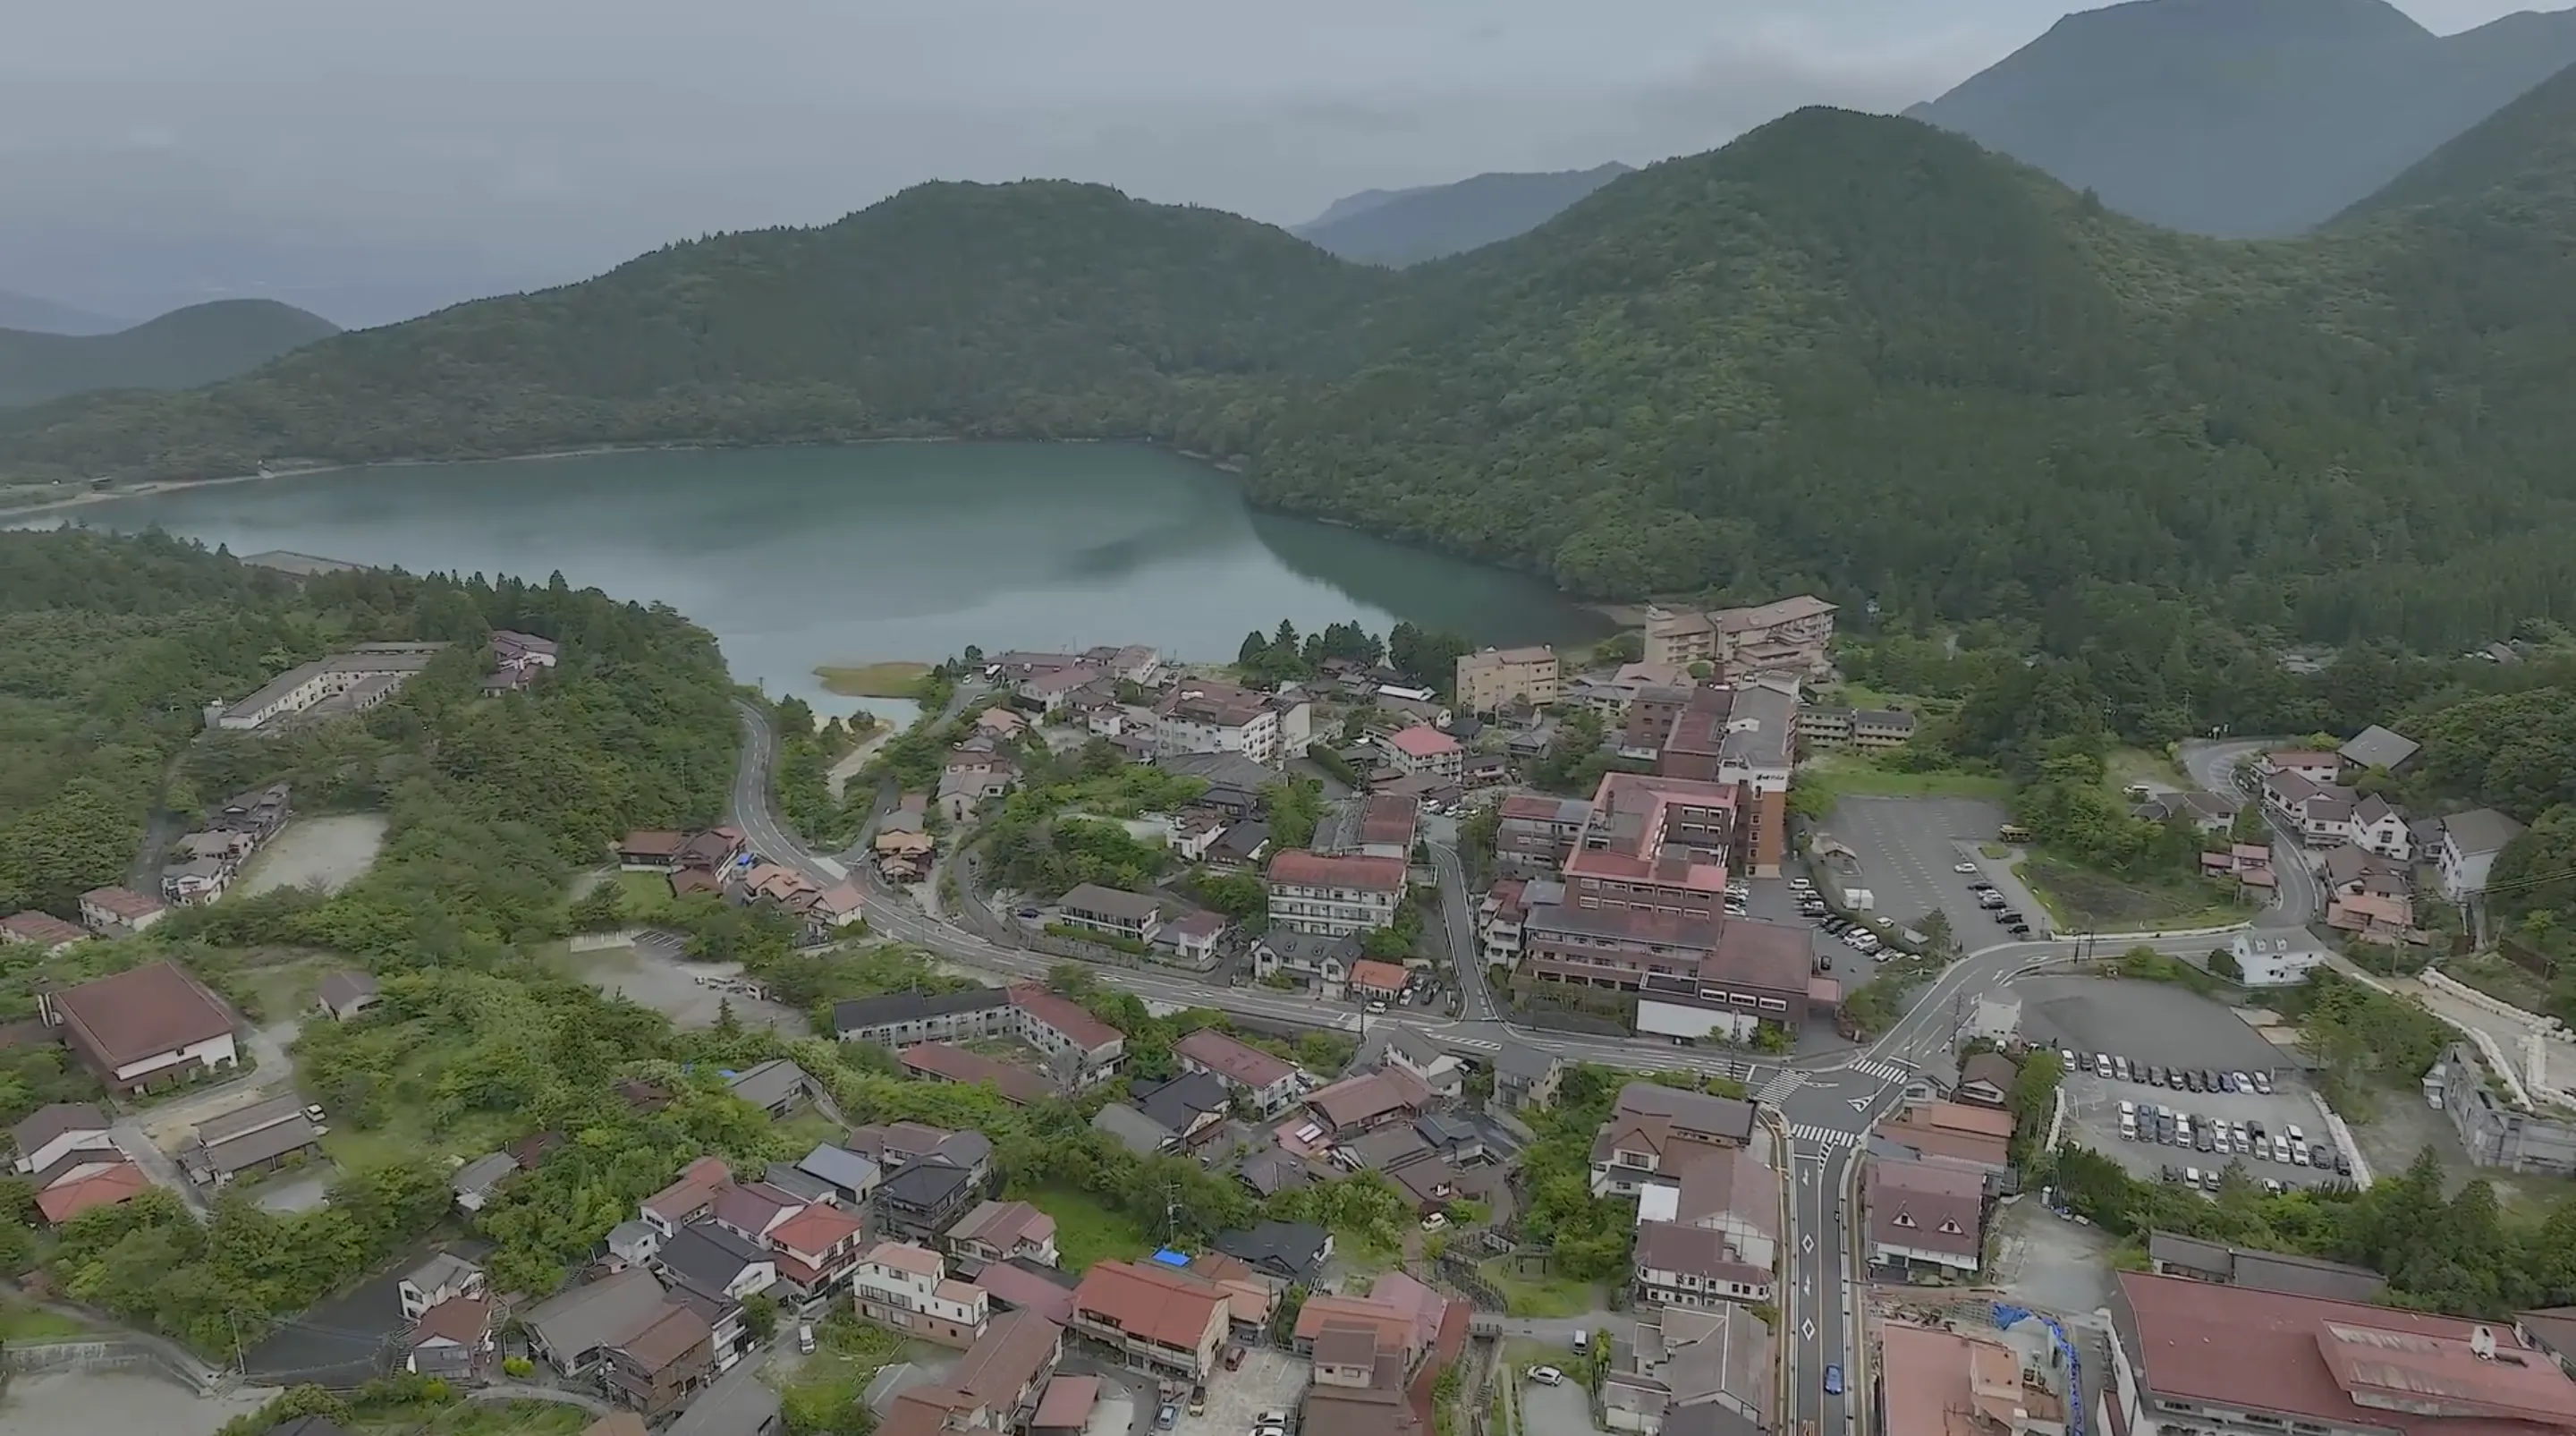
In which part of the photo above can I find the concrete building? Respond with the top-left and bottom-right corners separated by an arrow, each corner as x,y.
853,1243 -> 993,1347
2224,931 -> 2334,988
39,960 -> 237,1092
1456,646 -> 1561,714
208,642 -> 448,732
1655,682 -> 1796,877
1380,726 -> 1463,783
1642,596 -> 1835,678
1493,793 -> 1590,877
1055,885 -> 1163,947
2438,1042 -> 2576,1177
1265,851 -> 1406,938
1153,681 -> 1309,769
2438,808 -> 2529,901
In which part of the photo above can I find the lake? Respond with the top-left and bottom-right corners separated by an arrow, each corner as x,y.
24,444 -> 1607,718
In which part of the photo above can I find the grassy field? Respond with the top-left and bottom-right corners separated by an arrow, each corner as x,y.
1021,1185 -> 1153,1269
0,1300 -> 90,1341
765,1313 -> 913,1424
815,661 -> 934,698
614,870 -> 679,919
2021,856 -> 2250,932
2104,746 -> 2188,792
1478,1258 -> 1601,1318
223,949 -> 343,1024
1801,755 -> 2010,807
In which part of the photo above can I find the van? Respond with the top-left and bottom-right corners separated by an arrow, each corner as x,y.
797,1323 -> 816,1355
1572,1330 -> 1590,1355
2120,1116 -> 2137,1140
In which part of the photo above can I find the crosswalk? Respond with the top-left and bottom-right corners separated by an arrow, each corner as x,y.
1754,1070 -> 1809,1106
1444,1036 -> 1502,1051
1846,1057 -> 1913,1085
1788,1123 -> 1864,1149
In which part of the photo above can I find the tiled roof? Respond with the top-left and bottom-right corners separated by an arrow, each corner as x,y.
1385,726 -> 1460,759
1174,1028 -> 1297,1089
48,960 -> 233,1066
772,1202 -> 865,1255
902,1043 -> 1055,1105
35,1160 -> 148,1223
1074,1261 -> 1227,1348
12,1100 -> 109,1153
949,1199 -> 1055,1252
1010,983 -> 1123,1051
1267,850 -> 1408,891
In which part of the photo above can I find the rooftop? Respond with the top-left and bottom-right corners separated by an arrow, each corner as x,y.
1174,1028 -> 1297,1090
1307,1067 -> 1432,1129
47,959 -> 233,1066
1267,850 -> 1409,892
1074,1259 -> 1228,1348
1010,983 -> 1124,1051
902,1043 -> 1055,1105
1878,1321 -> 2059,1436
1385,726 -> 1461,760
2117,1270 -> 2576,1434
1561,771 -> 1736,894
835,987 -> 1012,1032
1058,883 -> 1164,922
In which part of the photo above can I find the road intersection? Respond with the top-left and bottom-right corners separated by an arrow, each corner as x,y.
731,701 -> 2263,1435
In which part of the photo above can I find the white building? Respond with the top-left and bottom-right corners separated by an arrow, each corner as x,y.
2438,808 -> 2528,901
2348,794 -> 2412,860
1381,726 -> 1464,782
2227,931 -> 2332,988
1153,681 -> 1310,769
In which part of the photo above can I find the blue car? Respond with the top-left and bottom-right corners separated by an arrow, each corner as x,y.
1824,1365 -> 1844,1396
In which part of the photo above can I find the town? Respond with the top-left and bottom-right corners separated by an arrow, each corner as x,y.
7,565 -> 2576,1436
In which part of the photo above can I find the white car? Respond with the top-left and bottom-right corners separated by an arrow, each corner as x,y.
1421,1212 -> 1448,1231
1528,1367 -> 1565,1387
1789,878 -> 1814,891
1953,862 -> 1979,873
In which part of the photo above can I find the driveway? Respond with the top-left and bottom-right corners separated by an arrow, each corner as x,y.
113,1014 -> 305,1215
1519,1372 -> 1597,1436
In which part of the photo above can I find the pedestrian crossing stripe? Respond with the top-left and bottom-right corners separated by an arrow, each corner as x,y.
1848,1058 -> 1912,1084
1789,1123 -> 1863,1149
1444,1037 -> 1502,1050
1755,1071 -> 1809,1105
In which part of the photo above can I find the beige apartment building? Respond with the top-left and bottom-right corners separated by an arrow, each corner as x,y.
1455,646 -> 1561,714
1642,596 -> 1836,678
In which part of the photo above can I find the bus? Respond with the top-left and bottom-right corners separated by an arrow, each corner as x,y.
1997,824 -> 2031,845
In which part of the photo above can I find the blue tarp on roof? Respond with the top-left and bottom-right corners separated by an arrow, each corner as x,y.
1152,1249 -> 1190,1267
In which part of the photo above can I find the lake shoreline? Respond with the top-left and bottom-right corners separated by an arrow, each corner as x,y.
0,436 -> 1251,521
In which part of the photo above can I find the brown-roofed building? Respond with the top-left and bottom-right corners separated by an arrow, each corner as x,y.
902,1043 -> 1057,1106
1954,1053 -> 2016,1109
641,1156 -> 734,1236
1304,1067 -> 1433,1139
1352,794 -> 1423,861
1007,983 -> 1126,1084
1032,1375 -> 1099,1436
0,910 -> 88,954
2112,1269 -> 2576,1436
404,1294 -> 497,1380
1867,1158 -> 1986,1280
1634,1220 -> 1776,1308
1875,1103 -> 2012,1175
12,1101 -> 114,1178
618,830 -> 688,871
894,1309 -> 1064,1433
34,1160 -> 149,1224
1267,851 -> 1408,938
1174,1028 -> 1301,1114
974,1259 -> 1080,1327
76,886 -> 166,937
853,1243 -> 992,1347
772,1201 -> 870,1296
39,960 -> 238,1092
947,1200 -> 1059,1267
1069,1260 -> 1232,1381
604,1302 -> 716,1418
1589,1083 -> 1758,1197
1877,1320 -> 2063,1436
1349,960 -> 1411,1003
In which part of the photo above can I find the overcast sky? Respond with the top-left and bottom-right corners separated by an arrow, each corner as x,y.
1,0 -> 2559,324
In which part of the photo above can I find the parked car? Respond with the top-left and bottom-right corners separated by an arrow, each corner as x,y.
1157,1407 -> 1178,1431
1224,1346 -> 1248,1372
1953,862 -> 1980,873
2252,1072 -> 2274,1095
1824,1365 -> 1844,1397
1529,1367 -> 1565,1387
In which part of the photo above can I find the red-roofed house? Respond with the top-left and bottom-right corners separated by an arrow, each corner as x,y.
77,886 -> 166,937
1349,961 -> 1410,1004
1069,1261 -> 1232,1381
641,1156 -> 733,1236
1267,852 -> 1408,938
35,1160 -> 149,1224
0,911 -> 87,955
1381,726 -> 1462,783
1174,1029 -> 1301,1114
1008,984 -> 1125,1085
771,1202 -> 869,1296
902,1043 -> 1057,1106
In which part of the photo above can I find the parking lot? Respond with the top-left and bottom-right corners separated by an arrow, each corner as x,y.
1169,1346 -> 1307,1436
2019,976 -> 2284,1074
1815,797 -> 2049,943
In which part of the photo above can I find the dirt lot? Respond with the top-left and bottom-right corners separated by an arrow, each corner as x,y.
554,937 -> 803,1032
234,813 -> 389,898
1991,1199 -> 2118,1317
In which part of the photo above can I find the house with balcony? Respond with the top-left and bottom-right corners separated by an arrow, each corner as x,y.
1068,1260 -> 1232,1382
1589,1084 -> 1758,1198
1173,1029 -> 1302,1115
604,1302 -> 717,1419
854,1242 -> 994,1347
771,1201 -> 869,1298
1265,851 -> 1406,939
1055,885 -> 1164,947
947,1200 -> 1060,1268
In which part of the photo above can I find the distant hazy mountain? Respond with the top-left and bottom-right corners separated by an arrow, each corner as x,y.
0,288 -> 123,336
0,300 -> 340,407
2334,58 -> 2576,221
1907,0 -> 2576,236
1292,164 -> 1634,267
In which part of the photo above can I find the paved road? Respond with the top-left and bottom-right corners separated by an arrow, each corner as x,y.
2180,738 -> 2318,928
1426,820 -> 1501,1023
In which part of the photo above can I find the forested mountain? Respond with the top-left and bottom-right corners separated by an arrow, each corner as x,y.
8,108 -> 2576,652
0,288 -> 123,336
1292,164 -> 1635,267
1905,0 -> 2576,236
0,299 -> 339,407
2334,59 -> 2576,220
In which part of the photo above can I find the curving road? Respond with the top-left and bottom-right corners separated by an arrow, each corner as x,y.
2180,737 -> 2321,928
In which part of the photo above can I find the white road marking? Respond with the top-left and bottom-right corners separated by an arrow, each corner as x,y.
1789,1123 -> 1863,1148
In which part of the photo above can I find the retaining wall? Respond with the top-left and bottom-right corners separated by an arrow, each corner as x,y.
0,1338 -> 213,1392
2420,968 -> 2574,1040
568,929 -> 641,952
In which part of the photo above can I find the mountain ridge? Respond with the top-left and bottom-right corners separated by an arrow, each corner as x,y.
1907,0 -> 2576,236
0,288 -> 125,337
4,108 -> 2575,653
1292,163 -> 1635,267
0,299 -> 341,409
2334,58 -> 2576,221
